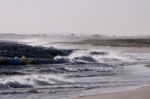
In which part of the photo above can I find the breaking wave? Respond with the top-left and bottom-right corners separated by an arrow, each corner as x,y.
0,74 -> 73,89
54,49 -> 134,65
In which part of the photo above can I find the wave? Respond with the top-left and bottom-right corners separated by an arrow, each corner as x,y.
0,41 -> 135,65
54,49 -> 133,65
0,74 -> 73,89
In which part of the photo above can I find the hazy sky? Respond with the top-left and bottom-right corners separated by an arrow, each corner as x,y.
0,0 -> 150,36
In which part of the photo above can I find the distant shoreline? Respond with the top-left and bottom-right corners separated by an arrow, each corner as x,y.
72,38 -> 150,48
51,38 -> 150,53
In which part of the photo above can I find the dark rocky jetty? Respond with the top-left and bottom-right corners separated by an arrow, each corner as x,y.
0,42 -> 73,65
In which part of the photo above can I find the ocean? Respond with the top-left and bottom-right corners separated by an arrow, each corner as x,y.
0,35 -> 150,99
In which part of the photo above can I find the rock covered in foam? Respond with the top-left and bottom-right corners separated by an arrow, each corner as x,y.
54,56 -> 70,63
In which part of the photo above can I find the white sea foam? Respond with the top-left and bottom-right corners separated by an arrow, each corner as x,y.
0,74 -> 73,89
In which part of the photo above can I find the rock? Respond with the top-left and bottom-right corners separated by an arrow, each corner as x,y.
0,42 -> 72,58
0,42 -> 73,65
54,56 -> 70,63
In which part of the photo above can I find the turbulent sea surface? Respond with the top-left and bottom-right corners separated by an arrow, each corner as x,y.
1,35 -> 150,99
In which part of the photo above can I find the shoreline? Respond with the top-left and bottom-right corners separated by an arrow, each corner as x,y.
67,42 -> 150,99
72,85 -> 150,99
53,42 -> 150,53
76,38 -> 150,48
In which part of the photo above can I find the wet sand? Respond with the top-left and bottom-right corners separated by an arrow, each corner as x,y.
73,86 -> 150,99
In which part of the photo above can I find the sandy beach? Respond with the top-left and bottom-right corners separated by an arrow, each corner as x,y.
73,86 -> 150,99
